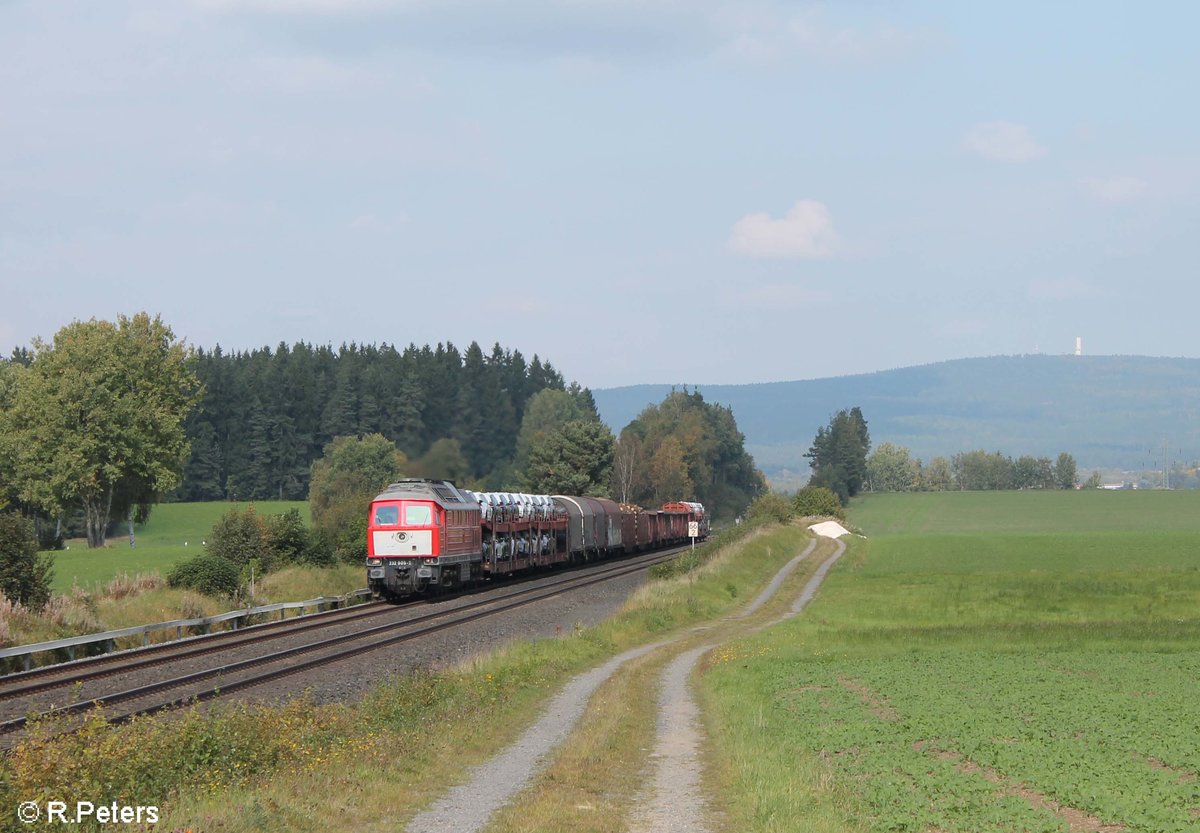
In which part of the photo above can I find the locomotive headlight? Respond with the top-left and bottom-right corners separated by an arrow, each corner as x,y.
366,557 -> 382,566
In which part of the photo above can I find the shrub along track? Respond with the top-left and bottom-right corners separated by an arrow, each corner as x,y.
402,532 -> 848,833
0,548 -> 685,748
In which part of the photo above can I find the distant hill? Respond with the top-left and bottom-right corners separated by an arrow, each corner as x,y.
592,356 -> 1200,487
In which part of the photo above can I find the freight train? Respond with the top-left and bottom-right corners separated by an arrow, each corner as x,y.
366,479 -> 710,599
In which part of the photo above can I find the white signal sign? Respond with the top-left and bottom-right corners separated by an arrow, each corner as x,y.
688,521 -> 699,538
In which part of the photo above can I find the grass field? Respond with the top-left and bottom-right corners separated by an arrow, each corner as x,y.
702,491 -> 1200,833
49,501 -> 309,591
848,487 -> 1200,535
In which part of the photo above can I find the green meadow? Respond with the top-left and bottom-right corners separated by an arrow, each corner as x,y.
702,491 -> 1200,833
848,487 -> 1200,535
49,501 -> 309,592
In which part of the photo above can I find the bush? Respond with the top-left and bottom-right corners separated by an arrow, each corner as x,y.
207,506 -> 269,569
0,512 -> 53,610
745,492 -> 794,524
310,501 -> 369,564
167,554 -> 241,597
264,508 -> 308,565
300,527 -> 338,567
792,486 -> 845,520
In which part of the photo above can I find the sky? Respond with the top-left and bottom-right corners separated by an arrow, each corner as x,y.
2,1 -> 1197,389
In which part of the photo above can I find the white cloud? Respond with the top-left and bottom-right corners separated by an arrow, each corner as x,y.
728,200 -> 838,259
1081,175 -> 1149,204
965,121 -> 1047,163
1027,278 -> 1097,301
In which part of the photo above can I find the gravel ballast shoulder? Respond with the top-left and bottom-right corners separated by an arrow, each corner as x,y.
242,565 -> 652,708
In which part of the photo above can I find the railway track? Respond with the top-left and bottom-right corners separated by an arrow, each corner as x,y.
0,597 -> 399,700
0,547 -> 684,747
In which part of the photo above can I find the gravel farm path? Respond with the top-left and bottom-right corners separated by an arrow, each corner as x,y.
402,532 -> 848,833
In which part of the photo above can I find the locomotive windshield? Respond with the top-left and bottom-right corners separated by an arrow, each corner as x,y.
405,504 -> 434,526
373,504 -> 399,526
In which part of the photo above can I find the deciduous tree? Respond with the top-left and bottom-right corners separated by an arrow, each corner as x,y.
411,438 -> 471,482
611,432 -> 642,504
2,314 -> 199,548
1055,452 -> 1078,490
867,442 -> 918,492
649,436 -> 692,503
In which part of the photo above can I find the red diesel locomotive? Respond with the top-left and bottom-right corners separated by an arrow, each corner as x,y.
366,479 -> 708,599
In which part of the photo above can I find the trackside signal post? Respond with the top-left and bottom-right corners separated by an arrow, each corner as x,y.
688,521 -> 699,552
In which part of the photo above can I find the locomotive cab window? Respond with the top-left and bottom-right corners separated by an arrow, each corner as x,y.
405,504 -> 434,526
374,505 -> 400,526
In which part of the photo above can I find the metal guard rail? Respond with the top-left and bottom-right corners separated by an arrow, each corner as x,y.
0,588 -> 373,670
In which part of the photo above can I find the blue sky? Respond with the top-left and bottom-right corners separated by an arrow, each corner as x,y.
2,1 -> 1196,387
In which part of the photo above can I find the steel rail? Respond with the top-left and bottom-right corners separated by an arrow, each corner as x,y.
0,598 -> 405,701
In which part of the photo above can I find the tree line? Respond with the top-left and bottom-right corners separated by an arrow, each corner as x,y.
865,445 -> 1088,492
802,406 -> 1090,501
179,340 -> 589,503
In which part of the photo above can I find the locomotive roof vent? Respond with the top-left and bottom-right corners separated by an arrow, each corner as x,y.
433,483 -> 461,502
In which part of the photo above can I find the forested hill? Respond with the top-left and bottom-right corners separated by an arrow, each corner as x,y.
592,355 -> 1200,480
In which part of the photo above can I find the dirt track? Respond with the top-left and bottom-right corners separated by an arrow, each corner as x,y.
401,532 -> 848,833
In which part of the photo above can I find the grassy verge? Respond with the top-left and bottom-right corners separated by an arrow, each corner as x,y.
90,564 -> 365,631
2,523 -> 813,832
700,492 -> 1200,833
